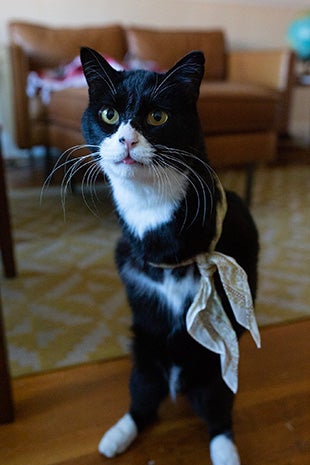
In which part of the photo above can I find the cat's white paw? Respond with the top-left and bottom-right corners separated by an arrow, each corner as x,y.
210,434 -> 241,465
98,413 -> 138,458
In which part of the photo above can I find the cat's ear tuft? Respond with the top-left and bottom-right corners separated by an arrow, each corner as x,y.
80,47 -> 120,90
165,51 -> 205,100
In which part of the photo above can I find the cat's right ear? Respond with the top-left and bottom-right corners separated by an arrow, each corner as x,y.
80,47 -> 120,92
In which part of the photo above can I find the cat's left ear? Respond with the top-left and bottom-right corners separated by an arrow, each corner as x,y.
165,51 -> 205,100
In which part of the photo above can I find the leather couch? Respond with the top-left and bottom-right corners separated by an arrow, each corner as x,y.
8,22 -> 295,200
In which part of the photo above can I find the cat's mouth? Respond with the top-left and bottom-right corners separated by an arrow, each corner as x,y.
116,154 -> 143,166
122,155 -> 138,165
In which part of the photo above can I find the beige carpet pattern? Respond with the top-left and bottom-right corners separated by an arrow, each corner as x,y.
2,164 -> 310,377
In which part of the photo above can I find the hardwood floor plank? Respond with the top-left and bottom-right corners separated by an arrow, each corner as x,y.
0,320 -> 309,465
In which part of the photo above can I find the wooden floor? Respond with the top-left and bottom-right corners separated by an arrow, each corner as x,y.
0,319 -> 309,465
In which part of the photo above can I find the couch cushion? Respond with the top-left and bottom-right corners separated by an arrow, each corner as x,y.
9,22 -> 127,70
198,81 -> 280,134
126,27 -> 226,80
47,81 -> 280,146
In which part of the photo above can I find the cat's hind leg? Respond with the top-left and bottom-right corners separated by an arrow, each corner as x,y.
98,361 -> 169,457
210,433 -> 240,465
186,370 -> 240,465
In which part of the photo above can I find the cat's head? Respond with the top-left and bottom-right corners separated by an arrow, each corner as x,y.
80,47 -> 205,185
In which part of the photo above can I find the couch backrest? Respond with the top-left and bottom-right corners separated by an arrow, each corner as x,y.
8,22 -> 127,70
126,27 -> 227,80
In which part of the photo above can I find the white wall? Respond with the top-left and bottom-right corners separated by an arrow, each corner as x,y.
0,0 -> 307,156
1,0 -> 306,48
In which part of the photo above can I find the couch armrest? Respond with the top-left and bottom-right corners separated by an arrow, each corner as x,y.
228,49 -> 295,134
228,49 -> 295,90
9,43 -> 31,148
8,21 -> 127,149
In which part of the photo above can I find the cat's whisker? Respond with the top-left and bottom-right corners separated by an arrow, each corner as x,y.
154,156 -> 201,230
155,148 -> 212,226
60,159 -> 84,214
165,146 -> 217,201
81,166 -> 98,216
41,150 -> 79,199
150,162 -> 168,204
177,150 -> 216,194
60,157 -> 98,215
41,144 -> 100,202
173,155 -> 210,223
153,159 -> 191,232
155,155 -> 200,224
62,156 -> 97,196
87,164 -> 103,204
157,144 -> 215,181
164,146 -> 215,210
80,162 -> 103,218
174,161 -> 207,226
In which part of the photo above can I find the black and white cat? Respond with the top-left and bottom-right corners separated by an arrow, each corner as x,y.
80,47 -> 259,465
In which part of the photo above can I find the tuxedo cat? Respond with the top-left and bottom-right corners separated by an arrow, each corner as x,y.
80,47 -> 259,465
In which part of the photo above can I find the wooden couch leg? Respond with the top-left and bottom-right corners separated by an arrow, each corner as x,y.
44,146 -> 54,179
244,164 -> 256,208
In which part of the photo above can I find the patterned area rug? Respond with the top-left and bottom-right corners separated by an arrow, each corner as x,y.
2,164 -> 310,377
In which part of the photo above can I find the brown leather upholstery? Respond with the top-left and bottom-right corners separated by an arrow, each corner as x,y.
8,21 -> 295,169
228,50 -> 295,135
9,22 -> 126,70
47,88 -> 86,150
126,27 -> 227,80
198,81 -> 279,133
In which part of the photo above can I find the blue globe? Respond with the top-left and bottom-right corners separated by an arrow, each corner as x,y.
287,12 -> 310,60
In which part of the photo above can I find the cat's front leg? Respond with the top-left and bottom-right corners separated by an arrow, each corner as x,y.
98,413 -> 138,458
98,359 -> 168,458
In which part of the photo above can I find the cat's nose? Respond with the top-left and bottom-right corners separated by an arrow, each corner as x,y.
119,136 -> 138,149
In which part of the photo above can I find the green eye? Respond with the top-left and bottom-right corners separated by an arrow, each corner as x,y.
147,110 -> 168,126
100,107 -> 120,125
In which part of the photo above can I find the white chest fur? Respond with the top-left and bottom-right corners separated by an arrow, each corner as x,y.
122,263 -> 199,318
112,179 -> 185,238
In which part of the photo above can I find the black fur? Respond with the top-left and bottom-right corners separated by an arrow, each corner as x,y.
80,47 -> 258,446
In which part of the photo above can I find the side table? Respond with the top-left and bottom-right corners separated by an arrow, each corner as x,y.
290,78 -> 310,145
